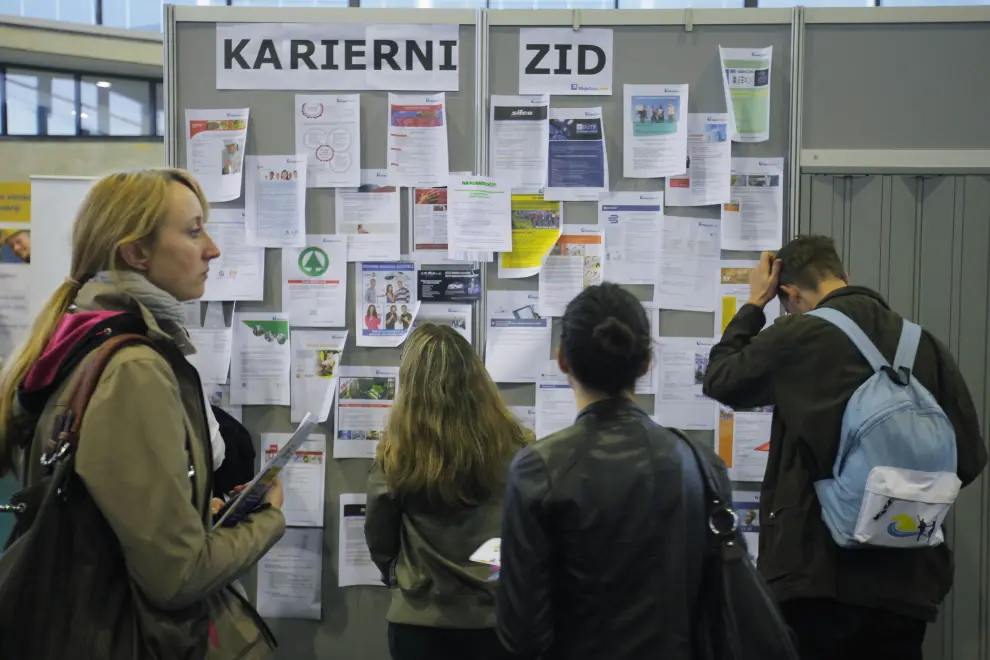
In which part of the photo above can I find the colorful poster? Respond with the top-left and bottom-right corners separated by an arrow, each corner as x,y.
720,46 -> 773,143
715,260 -> 780,337
716,405 -> 773,483
0,182 -> 30,226
356,261 -> 421,348
334,366 -> 399,459
498,194 -> 563,279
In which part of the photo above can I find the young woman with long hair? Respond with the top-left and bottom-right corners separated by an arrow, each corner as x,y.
0,169 -> 285,658
365,323 -> 531,660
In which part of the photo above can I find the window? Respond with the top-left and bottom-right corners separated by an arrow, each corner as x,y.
80,75 -> 152,136
489,0 -> 613,8
102,0 -> 226,32
156,82 -> 164,137
619,0 -> 743,8
1,66 -> 161,138
4,69 -> 77,136
0,0 -> 96,23
756,0 -> 874,6
230,0 -> 349,5
358,0 -> 482,6
881,0 -> 990,5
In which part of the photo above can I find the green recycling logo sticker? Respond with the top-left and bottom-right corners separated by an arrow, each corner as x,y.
298,246 -> 329,277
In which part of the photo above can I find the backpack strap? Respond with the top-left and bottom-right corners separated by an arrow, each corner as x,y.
43,334 -> 156,465
806,308 -> 888,373
892,320 -> 922,376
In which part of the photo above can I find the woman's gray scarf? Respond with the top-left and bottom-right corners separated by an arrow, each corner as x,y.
90,270 -> 188,327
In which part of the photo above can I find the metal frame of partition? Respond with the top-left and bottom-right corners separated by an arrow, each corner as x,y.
162,5 -> 990,659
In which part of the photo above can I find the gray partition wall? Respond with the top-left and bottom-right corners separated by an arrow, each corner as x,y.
796,7 -> 990,660
486,8 -> 793,452
165,7 -> 480,658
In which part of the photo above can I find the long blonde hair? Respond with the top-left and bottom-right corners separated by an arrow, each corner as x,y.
376,324 -> 530,507
0,169 -> 209,474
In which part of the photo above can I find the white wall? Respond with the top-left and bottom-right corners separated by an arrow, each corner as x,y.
0,141 -> 165,179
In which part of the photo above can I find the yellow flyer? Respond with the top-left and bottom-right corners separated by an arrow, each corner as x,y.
498,193 -> 562,278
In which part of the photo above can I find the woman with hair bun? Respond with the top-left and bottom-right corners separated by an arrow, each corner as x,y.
495,282 -> 732,660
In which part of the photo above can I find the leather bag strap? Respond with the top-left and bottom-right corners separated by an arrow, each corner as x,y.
47,334 -> 156,458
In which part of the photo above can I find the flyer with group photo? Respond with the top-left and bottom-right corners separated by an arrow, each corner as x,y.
356,261 -> 421,348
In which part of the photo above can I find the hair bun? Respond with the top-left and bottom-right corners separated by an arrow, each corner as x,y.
592,316 -> 637,359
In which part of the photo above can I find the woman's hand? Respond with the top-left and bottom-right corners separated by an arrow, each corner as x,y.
210,498 -> 225,516
264,479 -> 284,510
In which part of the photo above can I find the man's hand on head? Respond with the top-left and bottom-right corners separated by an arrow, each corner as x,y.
747,251 -> 782,308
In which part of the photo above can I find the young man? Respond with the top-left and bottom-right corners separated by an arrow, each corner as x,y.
393,279 -> 411,304
703,235 -> 986,660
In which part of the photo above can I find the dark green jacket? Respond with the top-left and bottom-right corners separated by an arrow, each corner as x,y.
365,460 -> 511,628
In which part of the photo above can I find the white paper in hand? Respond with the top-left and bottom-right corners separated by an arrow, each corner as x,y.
470,537 -> 501,567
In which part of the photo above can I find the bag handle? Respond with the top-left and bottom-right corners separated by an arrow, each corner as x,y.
668,428 -> 739,542
44,334 -> 155,465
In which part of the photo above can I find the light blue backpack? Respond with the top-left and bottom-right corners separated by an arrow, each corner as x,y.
806,308 -> 961,549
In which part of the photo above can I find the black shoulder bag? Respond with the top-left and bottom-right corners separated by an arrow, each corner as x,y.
0,334 -> 209,660
673,430 -> 800,660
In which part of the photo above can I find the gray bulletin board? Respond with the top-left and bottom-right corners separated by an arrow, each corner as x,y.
485,8 -> 793,453
795,8 -> 990,659
166,7 -> 480,659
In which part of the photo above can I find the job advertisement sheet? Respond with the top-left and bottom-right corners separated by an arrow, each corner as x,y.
545,107 -> 609,202
509,406 -> 537,433
201,208 -> 264,301
598,191 -> 662,286
230,313 -> 290,406
720,46 -> 772,143
654,337 -> 716,431
732,491 -> 762,563
245,154 -> 307,248
289,329 -> 347,424
334,366 -> 398,459
260,433 -> 327,527
338,494 -> 382,587
499,193 -> 562,279
294,94 -> 360,188
721,157 -> 784,251
538,226 -> 604,317
185,108 -> 248,203
716,259 -> 780,337
335,169 -> 401,262
485,318 -> 551,384
654,216 -> 719,313
623,84 -> 689,179
717,405 -> 773,483
490,95 -> 550,190
447,176 -> 512,256
386,93 -> 449,188
536,363 -> 576,439
666,114 -> 732,208
257,527 -> 323,620
356,261 -> 420,348
282,235 -> 347,328
413,302 -> 472,344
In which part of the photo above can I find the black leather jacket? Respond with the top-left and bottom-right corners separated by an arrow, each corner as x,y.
496,399 -> 730,660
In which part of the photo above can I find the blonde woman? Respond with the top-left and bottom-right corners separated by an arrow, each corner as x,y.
0,170 -> 285,659
365,324 -> 530,660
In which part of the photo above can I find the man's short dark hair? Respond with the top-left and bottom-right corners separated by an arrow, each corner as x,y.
776,235 -> 847,291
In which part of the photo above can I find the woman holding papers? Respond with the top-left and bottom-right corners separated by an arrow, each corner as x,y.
0,170 -> 286,659
365,324 -> 532,660
495,283 -> 733,660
